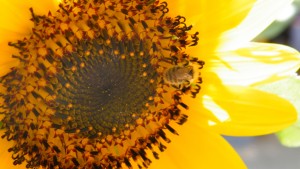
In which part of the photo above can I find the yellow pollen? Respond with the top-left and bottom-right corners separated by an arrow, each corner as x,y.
124,130 -> 130,136
65,83 -> 71,88
36,97 -> 42,102
106,39 -> 111,45
67,103 -> 73,108
65,44 -> 73,52
116,138 -> 122,144
48,66 -> 57,75
71,66 -> 77,72
52,95 -> 57,100
87,30 -> 95,39
136,118 -> 143,125
142,72 -> 147,76
145,103 -> 149,107
26,85 -> 35,93
60,22 -> 69,31
75,30 -> 83,39
85,51 -> 91,56
106,135 -> 113,142
26,103 -> 34,111
61,126 -> 66,131
38,47 -> 48,56
146,114 -> 153,120
28,65 -> 37,73
129,52 -> 134,57
45,108 -> 55,116
121,54 -> 126,59
114,50 -> 119,55
80,63 -> 85,68
38,78 -> 47,87
55,48 -> 64,57
98,49 -> 104,55
67,116 -> 73,121
15,94 -> 24,101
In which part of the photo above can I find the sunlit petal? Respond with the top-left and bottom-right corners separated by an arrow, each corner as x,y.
0,0 -> 60,40
0,0 -> 61,77
159,124 -> 247,168
172,0 -> 256,57
201,83 -> 297,136
148,151 -> 179,169
206,42 -> 300,86
220,0 -> 293,50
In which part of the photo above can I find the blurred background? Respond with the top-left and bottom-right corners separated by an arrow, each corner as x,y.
227,135 -> 300,169
226,1 -> 300,168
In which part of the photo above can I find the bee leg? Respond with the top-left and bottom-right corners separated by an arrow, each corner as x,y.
182,59 -> 189,67
183,80 -> 190,86
170,56 -> 178,65
181,86 -> 189,93
171,84 -> 180,90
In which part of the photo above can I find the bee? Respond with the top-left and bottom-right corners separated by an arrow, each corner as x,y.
163,65 -> 195,87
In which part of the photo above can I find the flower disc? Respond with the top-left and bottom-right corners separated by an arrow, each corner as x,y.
0,0 -> 203,168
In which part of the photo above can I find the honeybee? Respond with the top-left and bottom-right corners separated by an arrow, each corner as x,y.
163,65 -> 194,87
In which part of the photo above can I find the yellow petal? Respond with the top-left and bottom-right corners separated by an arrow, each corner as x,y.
167,0 -> 256,57
166,0 -> 255,31
201,81 -> 297,136
148,151 -> 179,169
0,0 -> 60,43
0,58 -> 19,77
207,42 -> 300,86
220,0 -> 293,50
0,0 -> 60,77
150,123 -> 246,169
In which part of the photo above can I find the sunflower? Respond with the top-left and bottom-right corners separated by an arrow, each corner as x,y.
0,0 -> 299,168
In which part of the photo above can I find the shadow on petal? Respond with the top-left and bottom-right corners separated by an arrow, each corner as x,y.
200,73 -> 297,136
155,123 -> 247,169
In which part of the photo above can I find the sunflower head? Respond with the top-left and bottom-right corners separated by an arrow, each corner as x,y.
0,0 -> 204,168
